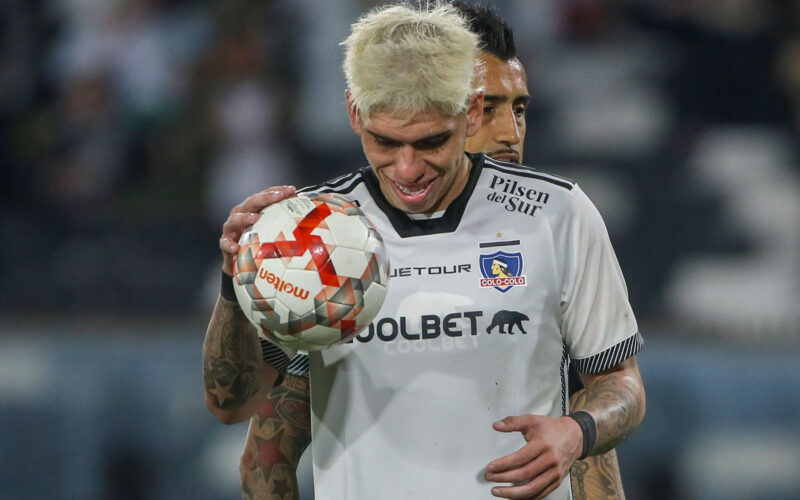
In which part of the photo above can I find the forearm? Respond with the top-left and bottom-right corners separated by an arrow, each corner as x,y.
241,374 -> 312,500
570,449 -> 625,500
578,357 -> 645,456
569,389 -> 626,500
203,296 -> 276,424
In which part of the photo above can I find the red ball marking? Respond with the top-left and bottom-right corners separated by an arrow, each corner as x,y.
254,203 -> 340,287
339,320 -> 356,340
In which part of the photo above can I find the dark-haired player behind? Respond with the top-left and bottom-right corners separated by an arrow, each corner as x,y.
236,2 -> 630,499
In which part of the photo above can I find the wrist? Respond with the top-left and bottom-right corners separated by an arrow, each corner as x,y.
220,270 -> 238,302
567,411 -> 597,460
222,253 -> 235,277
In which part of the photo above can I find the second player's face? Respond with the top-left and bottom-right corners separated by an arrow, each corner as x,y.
466,53 -> 529,164
348,96 -> 483,214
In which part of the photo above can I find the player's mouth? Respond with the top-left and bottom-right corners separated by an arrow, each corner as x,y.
488,149 -> 520,164
390,178 -> 436,205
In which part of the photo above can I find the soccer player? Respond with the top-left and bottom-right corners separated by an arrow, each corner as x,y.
237,3 -> 630,499
203,3 -> 645,499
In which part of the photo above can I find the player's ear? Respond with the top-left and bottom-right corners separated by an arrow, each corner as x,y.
465,91 -> 484,138
345,90 -> 363,136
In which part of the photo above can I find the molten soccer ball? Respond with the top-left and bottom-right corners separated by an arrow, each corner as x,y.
232,193 -> 390,350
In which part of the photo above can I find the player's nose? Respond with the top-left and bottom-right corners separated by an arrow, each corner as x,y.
394,145 -> 426,183
495,110 -> 521,146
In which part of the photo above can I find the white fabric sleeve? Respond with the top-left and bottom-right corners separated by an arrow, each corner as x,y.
287,352 -> 310,378
259,337 -> 296,376
561,185 -> 642,374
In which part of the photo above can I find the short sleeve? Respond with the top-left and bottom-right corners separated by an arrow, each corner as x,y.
287,352 -> 310,378
259,337 -> 295,378
561,185 -> 642,374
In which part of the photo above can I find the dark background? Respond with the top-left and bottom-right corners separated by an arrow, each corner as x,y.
1,1 -> 799,499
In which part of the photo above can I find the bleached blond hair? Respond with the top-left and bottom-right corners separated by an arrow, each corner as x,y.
342,1 -> 480,119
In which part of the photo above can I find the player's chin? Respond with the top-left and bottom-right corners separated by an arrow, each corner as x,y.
393,197 -> 433,214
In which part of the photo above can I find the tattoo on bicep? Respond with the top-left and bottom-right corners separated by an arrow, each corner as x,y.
203,298 -> 263,409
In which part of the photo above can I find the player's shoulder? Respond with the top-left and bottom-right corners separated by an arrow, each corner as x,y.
481,156 -> 576,193
296,168 -> 367,197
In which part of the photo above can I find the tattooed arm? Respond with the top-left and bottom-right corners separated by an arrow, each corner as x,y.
578,356 -> 646,456
569,387 -> 627,500
240,374 -> 312,500
203,296 -> 282,424
204,186 -> 297,425
485,357 -> 644,499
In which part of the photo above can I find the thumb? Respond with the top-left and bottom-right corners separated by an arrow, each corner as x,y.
493,415 -> 526,433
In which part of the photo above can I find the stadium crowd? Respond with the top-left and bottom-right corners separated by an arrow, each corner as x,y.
2,2 -> 800,500
2,1 -> 799,323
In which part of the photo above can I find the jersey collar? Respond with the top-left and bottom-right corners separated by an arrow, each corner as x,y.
361,152 -> 485,238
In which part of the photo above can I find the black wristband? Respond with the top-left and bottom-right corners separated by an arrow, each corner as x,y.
220,270 -> 237,302
568,411 -> 597,460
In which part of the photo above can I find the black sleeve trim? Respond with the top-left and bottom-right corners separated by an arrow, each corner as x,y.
572,332 -> 643,374
287,353 -> 310,378
259,337 -> 291,377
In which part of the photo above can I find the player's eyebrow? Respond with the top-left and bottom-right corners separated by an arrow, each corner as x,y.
366,129 -> 453,148
484,94 -> 531,105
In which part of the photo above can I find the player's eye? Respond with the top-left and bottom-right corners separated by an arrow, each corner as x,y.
483,105 -> 495,114
514,105 -> 528,117
414,133 -> 451,150
374,136 -> 400,147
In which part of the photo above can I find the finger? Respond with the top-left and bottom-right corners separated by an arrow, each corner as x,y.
486,440 -> 544,474
238,186 -> 296,214
490,470 -> 560,499
485,451 -> 551,484
493,414 -> 537,433
222,212 -> 261,236
220,234 -> 240,255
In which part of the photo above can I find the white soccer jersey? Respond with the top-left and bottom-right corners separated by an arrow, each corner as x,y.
296,153 -> 642,500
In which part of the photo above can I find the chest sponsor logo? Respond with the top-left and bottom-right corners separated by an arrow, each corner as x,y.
389,264 -> 471,278
487,174 -> 550,217
486,310 -> 529,334
348,310 -> 530,352
479,250 -> 526,292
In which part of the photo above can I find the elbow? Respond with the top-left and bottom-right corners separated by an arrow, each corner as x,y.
205,394 -> 249,425
625,373 -> 647,431
637,385 -> 647,426
213,409 -> 248,426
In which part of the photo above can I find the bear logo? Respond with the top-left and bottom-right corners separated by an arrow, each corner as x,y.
486,310 -> 529,334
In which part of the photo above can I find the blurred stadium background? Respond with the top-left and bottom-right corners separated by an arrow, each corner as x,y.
2,0 -> 800,499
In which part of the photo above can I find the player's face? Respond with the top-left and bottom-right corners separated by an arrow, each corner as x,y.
348,93 -> 483,214
465,53 -> 529,164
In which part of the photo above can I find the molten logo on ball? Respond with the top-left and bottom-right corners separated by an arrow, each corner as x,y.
258,268 -> 310,301
232,193 -> 390,350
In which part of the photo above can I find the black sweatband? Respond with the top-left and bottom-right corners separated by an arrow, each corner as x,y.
220,270 -> 237,301
568,411 -> 597,460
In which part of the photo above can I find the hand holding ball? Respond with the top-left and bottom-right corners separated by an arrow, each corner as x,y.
232,193 -> 389,350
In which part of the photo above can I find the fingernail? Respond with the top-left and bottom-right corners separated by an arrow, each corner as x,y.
494,421 -> 506,429
230,244 -> 237,252
491,487 -> 500,496
487,464 -> 495,472
248,213 -> 259,221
